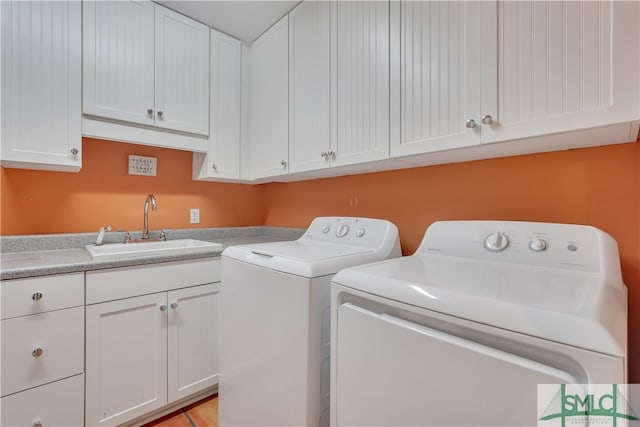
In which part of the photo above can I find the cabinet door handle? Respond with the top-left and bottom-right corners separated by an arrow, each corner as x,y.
32,292 -> 43,301
281,160 -> 287,168
170,302 -> 178,309
465,119 -> 477,129
147,108 -> 153,115
70,147 -> 79,156
160,304 -> 167,312
157,111 -> 163,118
32,347 -> 44,357
481,114 -> 493,125
212,164 -> 217,170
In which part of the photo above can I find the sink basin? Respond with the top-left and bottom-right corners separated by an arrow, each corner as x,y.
85,239 -> 222,260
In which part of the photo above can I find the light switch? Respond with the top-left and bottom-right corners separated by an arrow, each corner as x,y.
190,209 -> 200,224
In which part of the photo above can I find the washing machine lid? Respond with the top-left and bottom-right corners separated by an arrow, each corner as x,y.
223,240 -> 378,278
332,254 -> 627,356
223,217 -> 402,278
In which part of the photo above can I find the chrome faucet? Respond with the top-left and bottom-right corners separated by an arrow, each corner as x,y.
142,194 -> 157,240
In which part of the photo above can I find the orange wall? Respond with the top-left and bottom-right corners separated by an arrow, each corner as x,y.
262,143 -> 640,382
0,138 -> 264,234
1,138 -> 639,382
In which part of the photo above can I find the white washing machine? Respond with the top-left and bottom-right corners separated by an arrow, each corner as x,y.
219,217 -> 401,427
331,220 -> 628,426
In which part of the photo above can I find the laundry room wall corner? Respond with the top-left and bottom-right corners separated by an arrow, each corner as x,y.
262,142 -> 640,383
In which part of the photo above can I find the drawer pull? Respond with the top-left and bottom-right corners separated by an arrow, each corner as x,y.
32,347 -> 44,357
32,292 -> 43,301
33,421 -> 42,427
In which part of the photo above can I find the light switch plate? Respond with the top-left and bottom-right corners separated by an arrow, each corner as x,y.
128,155 -> 157,176
190,208 -> 200,224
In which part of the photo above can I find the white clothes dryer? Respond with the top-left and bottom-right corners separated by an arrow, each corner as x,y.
331,220 -> 628,426
219,217 -> 401,427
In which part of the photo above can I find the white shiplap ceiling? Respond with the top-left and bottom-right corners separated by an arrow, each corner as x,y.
156,1 -> 301,43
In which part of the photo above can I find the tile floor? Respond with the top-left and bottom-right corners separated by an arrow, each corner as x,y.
143,394 -> 218,427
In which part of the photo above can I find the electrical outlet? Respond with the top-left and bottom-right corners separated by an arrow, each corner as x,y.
190,208 -> 200,224
128,155 -> 157,176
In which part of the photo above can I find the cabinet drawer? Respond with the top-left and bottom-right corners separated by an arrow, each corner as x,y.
86,257 -> 220,304
1,307 -> 84,396
1,374 -> 84,427
1,272 -> 84,319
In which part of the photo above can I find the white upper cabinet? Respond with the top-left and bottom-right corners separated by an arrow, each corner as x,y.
155,6 -> 210,135
391,1 -> 484,157
247,15 -> 289,179
83,0 -> 209,137
193,29 -> 242,181
482,0 -> 640,144
331,0 -> 390,167
1,1 -> 82,172
83,0 -> 155,127
289,1 -> 331,174
391,0 -> 639,160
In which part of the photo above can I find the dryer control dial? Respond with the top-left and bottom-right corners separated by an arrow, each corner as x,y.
529,238 -> 547,252
322,225 -> 331,234
336,224 -> 350,238
485,232 -> 509,252
355,228 -> 366,237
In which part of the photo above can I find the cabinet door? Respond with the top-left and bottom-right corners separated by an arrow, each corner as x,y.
83,0 -> 155,126
331,0 -> 390,167
86,293 -> 168,427
390,1 -> 483,158
167,283 -> 220,403
248,15 -> 289,179
482,0 -> 640,144
289,1 -> 331,173
196,29 -> 242,180
155,5 -> 210,136
0,0 -> 81,172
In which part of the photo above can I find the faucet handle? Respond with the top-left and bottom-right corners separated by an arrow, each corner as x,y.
123,232 -> 132,244
94,225 -> 112,246
159,230 -> 167,241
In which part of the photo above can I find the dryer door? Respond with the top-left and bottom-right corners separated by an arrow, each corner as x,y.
334,303 -> 578,426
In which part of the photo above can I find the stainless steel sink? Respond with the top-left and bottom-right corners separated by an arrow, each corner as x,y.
85,239 -> 222,260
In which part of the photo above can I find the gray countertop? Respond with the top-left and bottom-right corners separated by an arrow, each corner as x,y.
1,227 -> 304,281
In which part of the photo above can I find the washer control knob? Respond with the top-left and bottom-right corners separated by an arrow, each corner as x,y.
322,225 -> 331,234
336,224 -> 350,238
355,228 -> 366,237
529,238 -> 547,252
485,232 -> 509,252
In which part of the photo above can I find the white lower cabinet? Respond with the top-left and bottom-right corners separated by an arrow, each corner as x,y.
1,374 -> 85,427
168,285 -> 220,402
0,272 -> 85,426
1,307 -> 84,396
86,293 -> 168,426
85,258 -> 220,427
